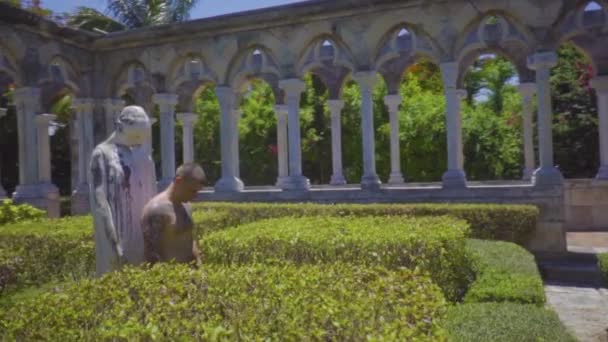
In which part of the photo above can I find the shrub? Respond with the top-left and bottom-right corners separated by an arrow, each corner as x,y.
599,253 -> 608,283
0,263 -> 448,341
202,215 -> 473,301
193,202 -> 538,244
464,239 -> 545,305
0,199 -> 45,226
440,303 -> 576,342
0,216 -> 94,294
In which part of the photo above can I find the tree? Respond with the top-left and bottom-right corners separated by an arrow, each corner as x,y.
68,0 -> 200,32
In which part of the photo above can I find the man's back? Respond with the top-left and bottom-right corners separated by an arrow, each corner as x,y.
141,193 -> 196,264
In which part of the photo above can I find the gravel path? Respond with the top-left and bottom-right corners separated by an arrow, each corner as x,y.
545,284 -> 608,342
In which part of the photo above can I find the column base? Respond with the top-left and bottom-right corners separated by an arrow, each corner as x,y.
280,175 -> 310,191
522,168 -> 535,182
276,176 -> 289,188
361,174 -> 381,191
330,174 -> 346,186
532,167 -> 563,187
442,169 -> 467,188
71,183 -> 90,216
13,182 -> 60,218
214,176 -> 244,192
388,172 -> 405,185
596,165 -> 608,180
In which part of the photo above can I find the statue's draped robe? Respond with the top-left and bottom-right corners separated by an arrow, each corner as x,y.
89,142 -> 157,276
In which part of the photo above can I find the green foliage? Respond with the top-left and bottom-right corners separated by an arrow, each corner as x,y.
552,43 -> 599,178
202,216 -> 472,301
0,199 -> 45,226
598,253 -> 608,283
0,263 -> 448,341
0,216 -> 93,294
464,239 -> 545,305
193,202 -> 539,245
193,85 -> 222,184
440,303 -> 576,342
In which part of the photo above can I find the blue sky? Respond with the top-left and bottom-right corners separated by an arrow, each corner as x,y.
43,0 -> 306,19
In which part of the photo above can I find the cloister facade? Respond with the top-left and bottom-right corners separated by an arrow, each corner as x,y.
1,0 -> 608,252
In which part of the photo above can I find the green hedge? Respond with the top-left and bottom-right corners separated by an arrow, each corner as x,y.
193,202 -> 538,244
0,200 -> 45,226
440,303 -> 575,341
0,263 -> 447,341
599,253 -> 608,283
0,216 -> 94,294
464,239 -> 545,305
202,215 -> 473,301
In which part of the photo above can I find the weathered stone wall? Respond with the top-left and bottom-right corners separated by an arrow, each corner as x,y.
565,179 -> 608,231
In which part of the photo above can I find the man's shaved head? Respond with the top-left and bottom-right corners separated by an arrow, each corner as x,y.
176,163 -> 206,183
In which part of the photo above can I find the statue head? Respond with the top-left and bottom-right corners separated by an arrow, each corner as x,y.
115,106 -> 151,147
172,163 -> 206,202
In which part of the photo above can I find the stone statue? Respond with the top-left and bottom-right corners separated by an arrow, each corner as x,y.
141,163 -> 205,266
89,106 -> 157,276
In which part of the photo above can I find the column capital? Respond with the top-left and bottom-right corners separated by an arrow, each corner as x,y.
591,75 -> 608,93
518,82 -> 537,97
527,51 -> 558,71
274,104 -> 289,115
215,86 -> 236,107
0,108 -> 7,118
72,98 -> 95,112
152,93 -> 178,106
352,71 -> 378,90
327,99 -> 345,114
35,113 -> 56,126
13,87 -> 41,101
279,78 -> 306,96
383,94 -> 402,113
440,62 -> 460,89
176,112 -> 198,124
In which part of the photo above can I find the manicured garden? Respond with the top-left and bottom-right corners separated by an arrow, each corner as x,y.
0,200 -> 575,340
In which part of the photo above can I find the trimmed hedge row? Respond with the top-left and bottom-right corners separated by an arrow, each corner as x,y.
0,216 -> 94,294
464,239 -> 545,305
0,263 -> 448,341
202,215 -> 473,301
0,200 -> 45,226
440,303 -> 576,341
193,202 -> 539,244
599,253 -> 608,283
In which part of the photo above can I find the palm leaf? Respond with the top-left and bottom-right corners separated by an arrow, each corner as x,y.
68,6 -> 125,32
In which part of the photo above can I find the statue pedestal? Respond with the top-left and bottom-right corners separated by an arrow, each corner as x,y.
13,182 -> 60,218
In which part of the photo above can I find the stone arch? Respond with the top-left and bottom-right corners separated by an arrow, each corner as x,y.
113,61 -> 156,113
226,46 -> 283,104
296,35 -> 355,99
374,24 -> 441,94
455,12 -> 535,86
556,0 -> 608,75
37,55 -> 82,112
167,54 -> 218,111
0,42 -> 20,86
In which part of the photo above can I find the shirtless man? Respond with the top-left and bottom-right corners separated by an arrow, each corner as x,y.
141,163 -> 205,265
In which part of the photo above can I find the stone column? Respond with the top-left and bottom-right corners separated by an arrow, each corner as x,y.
215,86 -> 244,192
519,83 -> 537,181
144,117 -> 157,157
591,76 -> 608,180
440,62 -> 467,188
279,79 -> 310,191
0,108 -> 7,199
384,94 -> 405,184
35,114 -> 60,217
274,104 -> 289,187
153,94 -> 178,190
176,112 -> 198,164
352,71 -> 381,190
527,52 -> 563,186
102,98 -> 125,138
12,88 -> 41,204
71,98 -> 95,215
328,100 -> 346,185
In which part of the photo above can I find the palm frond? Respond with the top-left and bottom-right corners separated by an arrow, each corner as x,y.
68,6 -> 125,32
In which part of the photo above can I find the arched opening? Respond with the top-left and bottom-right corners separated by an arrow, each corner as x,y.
460,52 -> 524,181
582,1 -> 605,27
0,73 -> 17,196
552,42 -> 598,178
190,84 -> 222,185
236,78 -> 277,186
